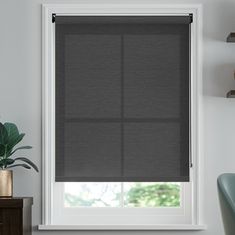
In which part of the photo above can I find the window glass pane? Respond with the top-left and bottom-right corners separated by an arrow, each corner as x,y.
124,183 -> 180,207
64,183 -> 121,207
64,182 -> 180,208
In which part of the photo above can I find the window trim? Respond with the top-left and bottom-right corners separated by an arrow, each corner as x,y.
41,3 -> 204,230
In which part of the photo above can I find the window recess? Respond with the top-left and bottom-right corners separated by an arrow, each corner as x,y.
41,4 -> 204,229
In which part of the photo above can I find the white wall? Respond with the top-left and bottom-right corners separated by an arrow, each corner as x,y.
1,0 -> 235,234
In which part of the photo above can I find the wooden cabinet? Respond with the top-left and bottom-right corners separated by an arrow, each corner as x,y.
0,198 -> 33,235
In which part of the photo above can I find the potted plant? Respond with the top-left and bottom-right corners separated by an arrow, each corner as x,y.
0,122 -> 38,197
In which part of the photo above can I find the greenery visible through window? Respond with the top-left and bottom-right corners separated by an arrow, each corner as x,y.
64,183 -> 180,207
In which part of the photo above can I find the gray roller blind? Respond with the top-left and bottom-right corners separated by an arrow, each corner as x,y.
55,16 -> 191,182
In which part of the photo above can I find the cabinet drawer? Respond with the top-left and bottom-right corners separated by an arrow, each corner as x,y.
0,208 -> 22,235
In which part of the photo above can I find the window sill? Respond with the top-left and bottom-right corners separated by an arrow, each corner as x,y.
38,224 -> 207,231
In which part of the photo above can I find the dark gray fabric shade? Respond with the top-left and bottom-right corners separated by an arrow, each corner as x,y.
55,16 -> 192,24
55,16 -> 191,182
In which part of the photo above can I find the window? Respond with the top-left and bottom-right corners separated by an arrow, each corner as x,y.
41,4 -> 203,230
52,181 -> 191,226
64,182 -> 181,208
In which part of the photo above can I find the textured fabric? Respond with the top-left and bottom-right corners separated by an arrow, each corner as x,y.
55,16 -> 192,25
55,16 -> 190,182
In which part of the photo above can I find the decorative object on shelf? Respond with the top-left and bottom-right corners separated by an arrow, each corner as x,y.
0,170 -> 13,197
227,90 -> 235,98
0,122 -> 38,197
0,197 -> 33,235
226,33 -> 235,97
227,33 -> 235,42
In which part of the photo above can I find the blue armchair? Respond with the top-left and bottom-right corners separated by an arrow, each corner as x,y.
217,173 -> 235,235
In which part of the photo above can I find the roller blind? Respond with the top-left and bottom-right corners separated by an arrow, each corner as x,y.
55,16 -> 191,182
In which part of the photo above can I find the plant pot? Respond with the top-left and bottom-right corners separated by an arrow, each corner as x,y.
0,170 -> 13,197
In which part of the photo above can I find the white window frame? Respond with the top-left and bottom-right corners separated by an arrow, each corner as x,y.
52,182 -> 190,225
40,3 -> 205,231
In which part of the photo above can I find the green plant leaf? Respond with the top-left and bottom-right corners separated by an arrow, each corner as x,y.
0,123 -> 8,145
14,157 -> 38,172
15,133 -> 25,145
10,146 -> 32,156
0,144 -> 5,156
4,122 -> 19,142
6,158 -> 14,164
0,158 -> 15,168
7,163 -> 31,170
0,157 -> 4,168
3,123 -> 25,157
6,133 -> 25,157
0,122 -> 34,171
